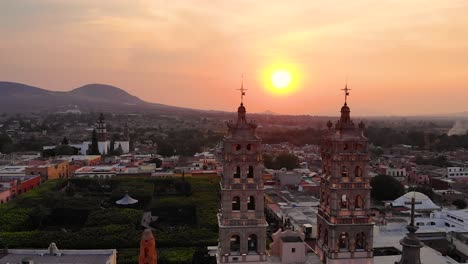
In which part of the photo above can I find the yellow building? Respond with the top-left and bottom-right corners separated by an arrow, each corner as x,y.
25,159 -> 70,181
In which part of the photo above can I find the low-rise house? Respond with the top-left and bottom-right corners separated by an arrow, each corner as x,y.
25,159 -> 70,180
0,243 -> 116,264
0,175 -> 41,203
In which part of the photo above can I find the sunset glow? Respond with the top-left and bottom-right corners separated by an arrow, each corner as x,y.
0,1 -> 467,115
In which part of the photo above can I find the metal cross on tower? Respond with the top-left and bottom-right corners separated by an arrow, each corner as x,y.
404,193 -> 422,230
237,74 -> 247,103
341,83 -> 351,105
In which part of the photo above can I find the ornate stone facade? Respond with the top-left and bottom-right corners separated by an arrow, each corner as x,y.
218,103 -> 268,263
315,101 -> 374,264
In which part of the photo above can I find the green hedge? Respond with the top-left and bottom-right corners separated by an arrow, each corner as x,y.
0,208 -> 32,231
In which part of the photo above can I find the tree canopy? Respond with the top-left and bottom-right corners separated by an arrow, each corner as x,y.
88,129 -> 100,155
264,153 -> 300,170
370,174 -> 405,201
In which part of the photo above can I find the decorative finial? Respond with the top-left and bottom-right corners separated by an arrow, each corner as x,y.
341,80 -> 351,105
237,74 -> 247,104
404,192 -> 421,234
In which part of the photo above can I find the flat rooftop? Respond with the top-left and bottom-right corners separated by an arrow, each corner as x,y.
0,249 -> 116,264
281,236 -> 303,243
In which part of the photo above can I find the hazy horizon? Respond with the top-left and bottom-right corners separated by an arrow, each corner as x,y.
1,1 -> 467,116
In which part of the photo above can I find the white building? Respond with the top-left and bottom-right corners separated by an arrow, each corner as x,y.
0,165 -> 27,175
0,243 -> 116,264
73,164 -> 125,179
386,167 -> 407,177
43,114 -> 130,155
447,167 -> 468,178
415,209 -> 468,231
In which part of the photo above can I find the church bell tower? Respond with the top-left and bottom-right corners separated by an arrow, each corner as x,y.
217,80 -> 268,263
316,85 -> 374,264
96,113 -> 107,142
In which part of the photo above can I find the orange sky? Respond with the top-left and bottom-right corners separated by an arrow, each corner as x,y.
1,0 -> 467,115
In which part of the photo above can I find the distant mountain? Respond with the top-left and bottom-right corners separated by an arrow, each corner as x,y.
261,110 -> 278,115
0,82 -> 200,114
69,84 -> 143,105
453,111 -> 468,117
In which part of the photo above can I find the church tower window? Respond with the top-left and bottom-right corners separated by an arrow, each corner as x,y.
247,166 -> 254,178
355,166 -> 362,177
234,166 -> 240,178
340,194 -> 349,209
341,166 -> 348,177
248,234 -> 258,252
247,196 -> 255,210
338,232 -> 349,250
230,235 -> 240,252
232,197 -> 240,211
235,144 -> 241,152
355,195 -> 364,209
356,232 -> 366,250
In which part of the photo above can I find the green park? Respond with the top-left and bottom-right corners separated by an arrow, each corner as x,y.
0,176 -> 220,264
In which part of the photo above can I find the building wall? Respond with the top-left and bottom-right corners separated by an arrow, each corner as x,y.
447,167 -> 468,178
98,141 -> 110,155
73,172 -> 116,179
280,241 -> 306,264
114,141 -> 130,154
430,178 -> 452,190
71,143 -> 90,155
0,189 -> 11,204
386,168 -> 407,177
25,160 -> 70,180
0,176 -> 41,203
17,176 -> 41,195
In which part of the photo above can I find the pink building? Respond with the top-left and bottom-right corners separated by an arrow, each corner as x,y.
0,175 -> 42,204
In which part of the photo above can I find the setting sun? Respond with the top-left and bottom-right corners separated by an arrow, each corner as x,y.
271,70 -> 292,89
262,64 -> 301,96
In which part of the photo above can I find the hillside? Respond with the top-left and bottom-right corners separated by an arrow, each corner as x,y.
0,82 -> 197,114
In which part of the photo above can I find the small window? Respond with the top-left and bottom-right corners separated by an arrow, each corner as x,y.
248,196 -> 255,210
341,195 -> 348,209
247,166 -> 254,178
232,197 -> 240,211
341,166 -> 348,177
234,166 -> 241,178
235,144 -> 241,151
246,144 -> 252,151
291,248 -> 296,253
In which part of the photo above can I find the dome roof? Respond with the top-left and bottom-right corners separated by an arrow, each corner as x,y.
391,191 -> 440,211
238,103 -> 246,113
341,103 -> 350,112
403,191 -> 430,201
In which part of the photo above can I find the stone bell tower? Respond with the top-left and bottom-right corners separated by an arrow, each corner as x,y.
315,85 -> 374,264
217,81 -> 268,263
96,113 -> 107,142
